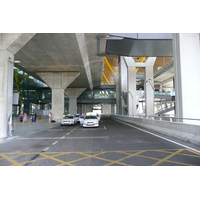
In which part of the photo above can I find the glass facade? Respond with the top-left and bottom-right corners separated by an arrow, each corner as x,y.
12,66 -> 116,117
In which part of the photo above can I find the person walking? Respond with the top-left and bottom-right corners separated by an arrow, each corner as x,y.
31,112 -> 35,122
19,112 -> 23,122
23,112 -> 28,122
34,112 -> 37,122
49,112 -> 52,122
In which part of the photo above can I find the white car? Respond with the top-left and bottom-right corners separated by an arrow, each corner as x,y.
85,112 -> 100,121
61,115 -> 77,126
82,115 -> 99,128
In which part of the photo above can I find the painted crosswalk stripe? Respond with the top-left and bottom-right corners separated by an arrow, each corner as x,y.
52,141 -> 58,145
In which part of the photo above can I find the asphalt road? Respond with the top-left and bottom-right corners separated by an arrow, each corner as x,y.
0,116 -> 200,166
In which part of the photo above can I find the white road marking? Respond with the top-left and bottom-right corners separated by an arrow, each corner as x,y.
52,141 -> 58,145
113,119 -> 200,153
104,126 -> 106,130
18,136 -> 109,140
42,147 -> 49,151
64,136 -> 109,139
18,137 -> 64,139
61,136 -> 65,139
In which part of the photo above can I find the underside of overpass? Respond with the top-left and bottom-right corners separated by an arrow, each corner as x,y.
13,33 -> 174,91
1,33 -> 200,140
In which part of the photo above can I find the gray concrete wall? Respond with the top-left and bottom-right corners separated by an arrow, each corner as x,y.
111,115 -> 200,145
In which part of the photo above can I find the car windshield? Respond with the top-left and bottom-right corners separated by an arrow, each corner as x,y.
64,116 -> 74,119
85,115 -> 97,119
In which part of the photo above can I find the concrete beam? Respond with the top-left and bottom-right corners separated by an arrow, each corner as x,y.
0,33 -> 36,54
37,72 -> 80,121
37,72 -> 80,89
65,88 -> 86,115
75,33 -> 93,90
65,88 -> 86,98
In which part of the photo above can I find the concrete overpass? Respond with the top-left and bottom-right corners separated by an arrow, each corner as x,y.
1,33 -> 200,145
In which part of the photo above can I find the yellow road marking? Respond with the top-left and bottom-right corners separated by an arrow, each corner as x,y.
104,150 -> 146,166
78,152 -> 131,166
151,149 -> 184,166
137,154 -> 194,166
0,153 -> 22,166
187,149 -> 200,156
1,148 -> 199,166
40,152 -> 75,166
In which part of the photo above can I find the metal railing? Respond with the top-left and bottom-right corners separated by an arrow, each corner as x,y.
114,114 -> 200,125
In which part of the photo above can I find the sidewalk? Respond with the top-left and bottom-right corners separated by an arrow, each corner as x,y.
0,117 -> 59,143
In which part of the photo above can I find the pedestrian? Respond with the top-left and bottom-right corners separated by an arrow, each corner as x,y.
49,112 -> 52,122
35,112 -> 37,122
31,112 -> 35,122
19,112 -> 23,122
23,112 -> 28,122
8,115 -> 13,137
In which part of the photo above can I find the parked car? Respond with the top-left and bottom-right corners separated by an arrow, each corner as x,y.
61,115 -> 77,126
82,115 -> 99,128
86,112 -> 100,121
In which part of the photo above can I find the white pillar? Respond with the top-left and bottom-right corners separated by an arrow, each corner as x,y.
102,104 -> 111,115
0,33 -> 36,139
173,33 -> 200,124
144,57 -> 156,116
119,56 -> 128,115
111,104 -> 116,114
37,72 -> 80,121
52,88 -> 65,121
0,50 -> 14,138
123,57 -> 137,116
113,73 -> 120,114
65,88 -> 86,115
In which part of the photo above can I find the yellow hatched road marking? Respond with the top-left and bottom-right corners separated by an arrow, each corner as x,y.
1,148 -> 200,166
136,154 -> 194,166
20,157 -> 48,165
187,149 -> 200,156
77,152 -> 131,166
104,150 -> 146,166
0,153 -> 22,166
40,152 -> 75,166
55,152 -> 107,166
151,149 -> 184,166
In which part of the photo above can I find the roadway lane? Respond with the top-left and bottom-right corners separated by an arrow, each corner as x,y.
0,116 -> 200,166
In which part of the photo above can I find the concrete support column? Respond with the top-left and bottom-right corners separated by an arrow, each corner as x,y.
37,72 -> 80,121
144,57 -> 156,116
51,88 -> 65,121
81,104 -> 93,114
102,104 -> 111,115
173,33 -> 200,124
113,73 -> 120,114
0,50 -> 14,138
123,57 -> 137,116
111,104 -> 116,114
119,56 -> 128,115
65,88 -> 86,115
0,33 -> 36,139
